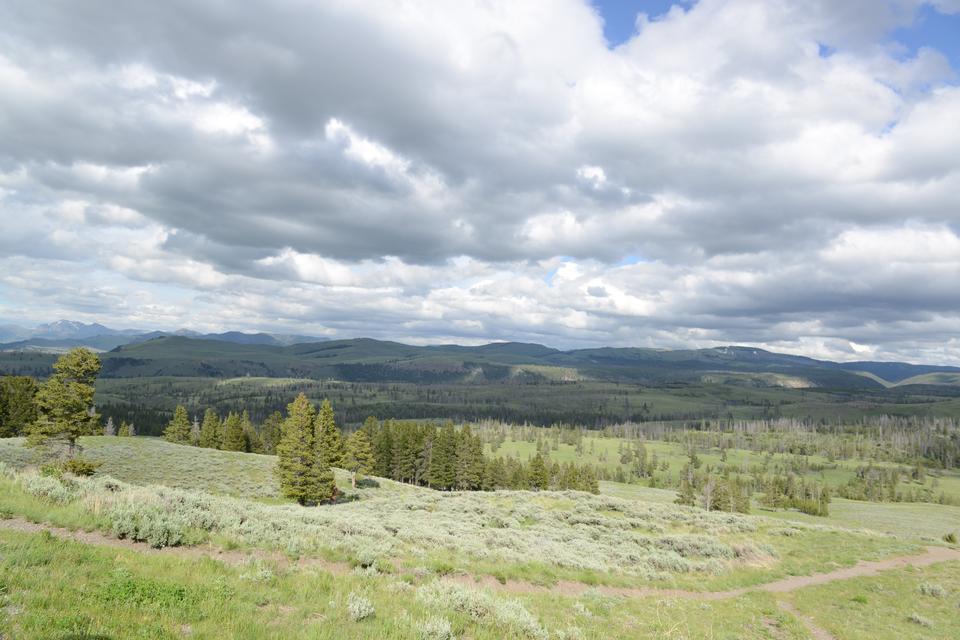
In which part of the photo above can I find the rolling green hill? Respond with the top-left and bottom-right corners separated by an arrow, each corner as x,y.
6,337 -> 960,433
9,335 -> 951,389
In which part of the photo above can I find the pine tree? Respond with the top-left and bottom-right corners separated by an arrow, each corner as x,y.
164,405 -> 192,444
429,422 -> 457,490
580,465 -> 600,494
503,457 -> 521,489
373,419 -> 394,478
199,409 -> 222,449
0,376 -> 39,437
344,429 -> 376,488
29,348 -> 101,455
455,425 -> 482,490
314,399 -> 344,468
190,416 -> 201,445
361,415 -> 379,436
241,410 -> 261,453
390,426 -> 409,482
222,412 -> 246,451
528,453 -> 549,490
482,456 -> 506,491
276,393 -> 336,505
259,411 -> 283,454
117,421 -> 131,437
103,416 -> 115,436
676,467 -> 697,506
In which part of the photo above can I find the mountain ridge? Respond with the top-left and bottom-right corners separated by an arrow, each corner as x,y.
2,333 -> 958,390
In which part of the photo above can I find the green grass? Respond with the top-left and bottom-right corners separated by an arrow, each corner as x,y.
490,434 -> 960,503
0,436 -> 417,499
788,560 -> 960,639
600,481 -> 960,543
0,439 -> 925,593
2,435 -> 959,639
0,527 -> 819,640
3,434 -> 956,548
760,498 -> 960,543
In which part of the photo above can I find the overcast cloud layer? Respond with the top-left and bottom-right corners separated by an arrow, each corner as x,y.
1,0 -> 959,363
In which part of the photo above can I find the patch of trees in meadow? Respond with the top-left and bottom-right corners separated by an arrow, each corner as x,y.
365,417 -> 598,493
158,393 -> 599,504
600,417 -> 960,470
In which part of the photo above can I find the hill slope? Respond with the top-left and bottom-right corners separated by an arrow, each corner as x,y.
5,335 -> 960,390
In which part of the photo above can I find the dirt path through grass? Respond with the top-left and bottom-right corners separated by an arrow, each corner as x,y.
0,517 -> 348,575
3,517 -> 958,605
452,546 -> 960,600
776,601 -> 835,640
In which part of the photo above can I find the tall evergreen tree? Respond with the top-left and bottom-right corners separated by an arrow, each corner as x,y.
241,410 -> 261,453
117,421 -> 131,437
455,426 -> 483,490
29,348 -> 101,455
392,426 -> 417,483
373,419 -> 394,478
429,422 -> 457,490
584,466 -> 600,494
314,399 -> 344,468
528,453 -> 549,490
482,456 -> 506,491
164,405 -> 192,444
276,393 -> 335,505
344,429 -> 376,488
361,415 -> 379,436
199,409 -> 222,449
0,376 -> 38,437
222,412 -> 246,451
259,411 -> 283,454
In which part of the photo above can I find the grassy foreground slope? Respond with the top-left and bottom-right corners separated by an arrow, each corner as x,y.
0,436 -> 420,500
1,438 -> 958,639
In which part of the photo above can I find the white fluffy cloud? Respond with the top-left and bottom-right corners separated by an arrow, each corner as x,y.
0,0 -> 958,363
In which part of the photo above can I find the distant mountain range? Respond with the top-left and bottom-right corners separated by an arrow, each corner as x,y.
0,320 -> 326,351
2,324 -> 960,390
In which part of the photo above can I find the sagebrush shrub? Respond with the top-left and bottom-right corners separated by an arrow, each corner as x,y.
918,582 -> 947,598
417,616 -> 455,640
6,466 -> 784,581
21,473 -> 78,505
347,591 -> 375,621
907,612 -> 933,627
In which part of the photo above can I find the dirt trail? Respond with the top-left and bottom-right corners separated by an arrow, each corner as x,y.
777,601 -> 835,640
2,517 -> 958,603
451,545 -> 960,600
0,517 -> 348,575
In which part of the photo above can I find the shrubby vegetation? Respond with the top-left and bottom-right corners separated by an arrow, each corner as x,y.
5,463 -> 774,580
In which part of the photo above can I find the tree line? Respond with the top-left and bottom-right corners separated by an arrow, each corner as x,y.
159,393 -> 600,504
364,417 -> 599,494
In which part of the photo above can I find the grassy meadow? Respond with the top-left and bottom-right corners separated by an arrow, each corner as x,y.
0,436 -> 957,639
488,433 -> 960,505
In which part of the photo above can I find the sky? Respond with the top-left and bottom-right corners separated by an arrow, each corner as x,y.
0,0 -> 959,364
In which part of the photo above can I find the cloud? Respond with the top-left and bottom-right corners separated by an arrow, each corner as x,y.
0,0 -> 958,363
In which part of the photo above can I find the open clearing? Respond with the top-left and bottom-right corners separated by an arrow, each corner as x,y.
2,437 -> 958,639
